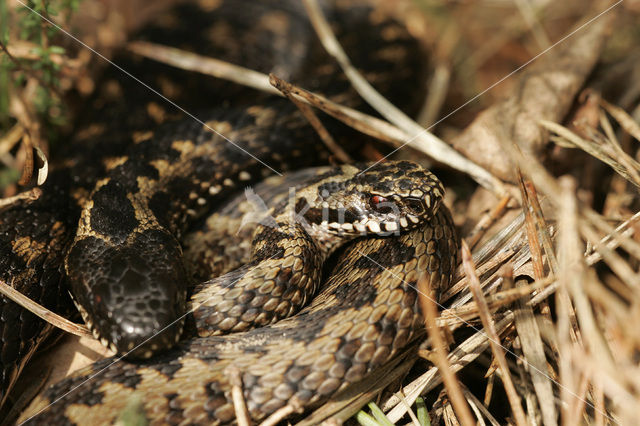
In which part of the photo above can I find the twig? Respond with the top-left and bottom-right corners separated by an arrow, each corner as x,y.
0,39 -> 63,98
127,40 -> 505,195
302,0 -> 506,197
419,276 -> 475,426
0,187 -> 41,207
127,41 -> 280,96
269,74 -> 351,163
462,241 -> 528,426
227,366 -> 251,426
518,173 -> 546,281
0,278 -> 91,337
513,278 -> 558,426
259,397 -> 303,426
466,195 -> 511,249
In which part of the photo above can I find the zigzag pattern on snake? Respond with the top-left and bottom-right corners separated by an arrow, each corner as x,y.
0,0 -> 459,423
21,165 -> 457,424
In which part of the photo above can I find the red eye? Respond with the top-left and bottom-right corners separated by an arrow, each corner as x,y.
370,195 -> 393,214
371,195 -> 387,205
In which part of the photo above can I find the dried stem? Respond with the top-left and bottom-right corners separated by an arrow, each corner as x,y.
419,275 -> 475,426
462,241 -> 528,426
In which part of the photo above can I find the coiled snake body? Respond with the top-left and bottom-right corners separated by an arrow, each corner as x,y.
22,163 -> 457,424
1,0 -> 459,423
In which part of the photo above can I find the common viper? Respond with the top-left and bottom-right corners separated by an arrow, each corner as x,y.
0,0 -> 458,424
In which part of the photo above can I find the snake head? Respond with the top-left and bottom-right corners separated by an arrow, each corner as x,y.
66,230 -> 187,358
298,161 -> 444,236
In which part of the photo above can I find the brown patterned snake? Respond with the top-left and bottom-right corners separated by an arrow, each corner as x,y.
20,164 -> 457,424
1,0 -> 460,424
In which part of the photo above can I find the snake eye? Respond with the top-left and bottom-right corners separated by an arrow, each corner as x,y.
371,195 -> 387,205
370,195 -> 394,214
405,198 -> 424,214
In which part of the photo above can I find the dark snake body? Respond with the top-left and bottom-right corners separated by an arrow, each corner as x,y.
20,169 -> 457,424
0,0 -> 457,423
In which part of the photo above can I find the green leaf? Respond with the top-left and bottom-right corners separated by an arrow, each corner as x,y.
416,397 -> 431,426
356,410 -> 385,426
367,402 -> 394,426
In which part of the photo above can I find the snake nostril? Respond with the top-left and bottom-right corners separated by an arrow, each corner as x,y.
405,198 -> 424,215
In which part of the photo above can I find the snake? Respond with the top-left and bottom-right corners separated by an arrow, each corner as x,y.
19,164 -> 457,424
0,0 -> 459,423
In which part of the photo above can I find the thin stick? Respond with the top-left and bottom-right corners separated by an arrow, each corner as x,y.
462,241 -> 528,426
302,0 -> 506,197
518,173 -> 546,281
466,195 -> 512,249
128,40 -> 505,195
0,187 -> 42,207
269,74 -> 351,163
128,41 -> 280,96
0,278 -> 91,337
227,366 -> 251,426
523,179 -> 558,274
396,392 -> 421,426
258,397 -> 303,426
419,276 -> 475,426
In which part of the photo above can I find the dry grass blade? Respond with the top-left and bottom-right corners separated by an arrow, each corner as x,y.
463,386 -> 501,426
466,195 -> 511,249
556,177 -> 618,423
580,220 -> 640,291
462,241 -> 528,426
127,37 -> 505,195
523,179 -> 558,273
514,0 -> 552,49
384,313 -> 515,423
439,278 -> 551,328
583,208 -> 640,263
0,187 -> 41,208
396,392 -> 422,426
301,0 -> 414,129
0,124 -> 24,157
0,279 -> 91,337
513,278 -> 557,426
127,41 -> 280,96
419,276 -> 475,426
268,74 -> 352,163
541,119 -> 640,187
227,366 -> 251,426
518,174 -> 546,281
600,98 -> 640,143
417,61 -> 451,128
302,0 -> 506,197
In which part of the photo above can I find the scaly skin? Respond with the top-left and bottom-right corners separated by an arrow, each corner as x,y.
21,203 -> 457,425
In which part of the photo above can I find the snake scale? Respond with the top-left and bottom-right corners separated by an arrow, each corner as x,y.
0,0 -> 459,423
